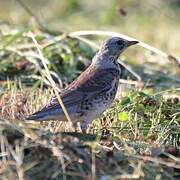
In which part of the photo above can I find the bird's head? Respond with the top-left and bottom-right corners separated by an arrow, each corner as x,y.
99,37 -> 139,59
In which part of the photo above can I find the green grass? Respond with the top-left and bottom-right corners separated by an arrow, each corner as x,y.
0,0 -> 180,179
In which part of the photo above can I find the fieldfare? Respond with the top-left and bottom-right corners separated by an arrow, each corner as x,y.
26,37 -> 138,131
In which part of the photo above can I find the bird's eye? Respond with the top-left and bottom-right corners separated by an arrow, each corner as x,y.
117,40 -> 123,46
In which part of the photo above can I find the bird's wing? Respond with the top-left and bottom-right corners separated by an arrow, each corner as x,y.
40,89 -> 84,112
40,66 -> 120,112
68,65 -> 120,93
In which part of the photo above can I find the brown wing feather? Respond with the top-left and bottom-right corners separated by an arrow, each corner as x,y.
40,65 -> 120,112
68,65 -> 120,92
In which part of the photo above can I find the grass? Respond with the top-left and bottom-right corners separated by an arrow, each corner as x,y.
0,0 -> 180,179
0,27 -> 179,179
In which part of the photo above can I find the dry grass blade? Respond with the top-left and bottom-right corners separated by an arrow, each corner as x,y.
69,35 -> 99,49
27,32 -> 75,131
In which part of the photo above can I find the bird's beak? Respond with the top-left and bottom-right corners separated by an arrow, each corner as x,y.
127,40 -> 139,46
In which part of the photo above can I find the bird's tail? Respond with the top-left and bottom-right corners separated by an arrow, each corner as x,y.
25,107 -> 66,121
25,104 -> 75,121
26,110 -> 49,121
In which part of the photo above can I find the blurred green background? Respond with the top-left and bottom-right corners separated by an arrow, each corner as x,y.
0,0 -> 180,54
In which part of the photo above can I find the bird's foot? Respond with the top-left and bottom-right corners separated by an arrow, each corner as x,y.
80,123 -> 90,134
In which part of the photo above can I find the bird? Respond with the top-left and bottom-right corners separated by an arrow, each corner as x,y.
26,37 -> 138,132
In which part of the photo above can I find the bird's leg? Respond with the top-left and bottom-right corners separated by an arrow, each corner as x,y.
80,120 -> 90,134
73,122 -> 81,132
